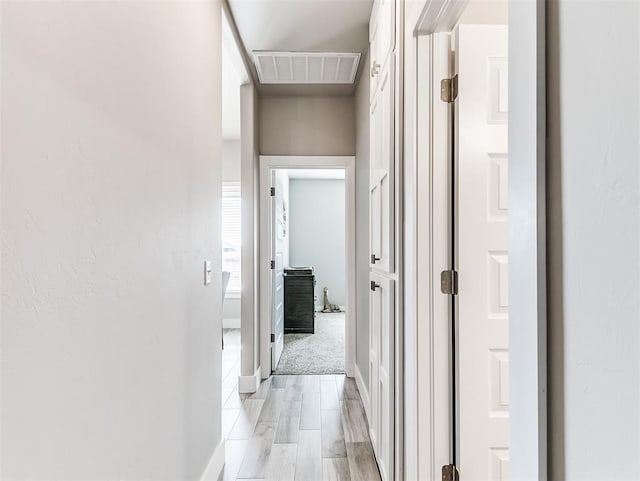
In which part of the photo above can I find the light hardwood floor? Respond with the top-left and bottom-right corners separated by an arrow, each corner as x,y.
221,329 -> 381,481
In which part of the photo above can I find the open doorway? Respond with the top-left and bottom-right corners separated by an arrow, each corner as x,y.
259,157 -> 357,380
408,1 -> 511,479
270,168 -> 347,375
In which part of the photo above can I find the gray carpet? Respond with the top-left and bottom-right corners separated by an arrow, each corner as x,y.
275,312 -> 345,375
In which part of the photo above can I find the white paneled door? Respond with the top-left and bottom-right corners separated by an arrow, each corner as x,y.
455,25 -> 509,481
369,58 -> 395,274
271,171 -> 286,371
369,273 -> 394,481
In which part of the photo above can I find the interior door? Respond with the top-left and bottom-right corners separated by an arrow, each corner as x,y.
369,272 -> 395,481
369,59 -> 395,274
455,25 -> 509,480
271,171 -> 285,371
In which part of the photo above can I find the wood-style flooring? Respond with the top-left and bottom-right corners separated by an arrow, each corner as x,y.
221,329 -> 381,481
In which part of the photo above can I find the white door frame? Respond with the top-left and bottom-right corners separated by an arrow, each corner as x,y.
404,0 -> 547,479
259,155 -> 357,380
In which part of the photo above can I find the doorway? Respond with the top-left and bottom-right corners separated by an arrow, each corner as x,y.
259,157 -> 357,380
410,3 -> 512,480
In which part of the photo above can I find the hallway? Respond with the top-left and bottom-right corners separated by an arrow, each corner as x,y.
221,331 -> 380,480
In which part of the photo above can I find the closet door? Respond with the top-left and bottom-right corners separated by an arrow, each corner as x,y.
369,0 -> 395,102
369,59 -> 395,274
369,273 -> 395,481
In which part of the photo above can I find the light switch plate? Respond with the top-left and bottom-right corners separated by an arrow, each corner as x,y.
204,261 -> 212,286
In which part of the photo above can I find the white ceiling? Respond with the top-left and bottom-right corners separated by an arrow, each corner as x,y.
227,0 -> 373,95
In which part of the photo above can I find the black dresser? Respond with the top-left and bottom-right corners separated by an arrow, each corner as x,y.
284,267 -> 315,334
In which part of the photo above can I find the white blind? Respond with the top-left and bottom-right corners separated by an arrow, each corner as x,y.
222,182 -> 241,294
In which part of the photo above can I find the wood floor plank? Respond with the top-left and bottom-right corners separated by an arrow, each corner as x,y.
267,443 -> 297,481
272,375 -> 289,389
284,376 -> 304,401
237,422 -> 277,479
250,377 -> 273,399
258,386 -> 287,423
299,392 -> 322,430
345,442 -> 381,481
294,430 -> 323,481
323,458 -> 351,481
222,439 -> 248,481
335,376 -> 360,401
222,408 -> 240,439
274,400 -> 302,444
340,401 -> 369,443
320,377 -> 340,410
303,374 -> 321,393
229,398 -> 265,440
321,409 -> 347,458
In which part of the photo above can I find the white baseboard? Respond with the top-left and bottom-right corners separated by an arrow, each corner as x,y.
222,317 -> 241,329
354,363 -> 370,423
238,365 -> 261,394
200,440 -> 225,481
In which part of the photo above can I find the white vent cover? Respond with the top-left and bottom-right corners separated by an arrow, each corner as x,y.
253,51 -> 361,85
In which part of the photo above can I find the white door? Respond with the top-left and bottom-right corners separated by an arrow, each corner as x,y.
369,273 -> 394,481
271,171 -> 286,371
370,59 -> 395,274
455,25 -> 509,480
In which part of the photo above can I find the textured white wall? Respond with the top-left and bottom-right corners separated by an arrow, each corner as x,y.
547,1 -> 640,479
289,179 -> 346,307
355,62 -> 370,387
259,96 -> 356,156
0,2 -> 223,479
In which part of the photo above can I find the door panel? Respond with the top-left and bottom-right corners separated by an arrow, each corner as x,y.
271,171 -> 286,370
369,60 -> 395,274
369,0 -> 395,103
455,25 -> 509,480
369,273 -> 394,481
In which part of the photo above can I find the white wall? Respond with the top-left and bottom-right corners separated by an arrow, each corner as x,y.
355,62 -> 370,387
0,2 -> 223,479
259,96 -> 356,156
547,2 -> 640,479
289,179 -> 346,307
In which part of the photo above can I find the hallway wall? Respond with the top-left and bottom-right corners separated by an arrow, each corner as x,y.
259,96 -> 356,156
547,1 -> 640,479
0,2 -> 223,479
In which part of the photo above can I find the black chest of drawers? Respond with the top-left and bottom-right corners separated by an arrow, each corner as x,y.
284,267 -> 315,334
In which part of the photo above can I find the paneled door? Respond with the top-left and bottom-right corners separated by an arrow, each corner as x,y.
455,25 -> 509,480
369,273 -> 394,481
369,58 -> 395,274
270,171 -> 286,371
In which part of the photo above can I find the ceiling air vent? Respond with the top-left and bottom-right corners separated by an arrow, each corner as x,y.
253,51 -> 361,85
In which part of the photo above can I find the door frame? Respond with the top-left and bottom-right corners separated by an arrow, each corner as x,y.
259,155 -> 357,380
404,0 -> 547,479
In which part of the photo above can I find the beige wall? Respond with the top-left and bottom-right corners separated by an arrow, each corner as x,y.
259,96 -> 356,156
0,2 -> 223,479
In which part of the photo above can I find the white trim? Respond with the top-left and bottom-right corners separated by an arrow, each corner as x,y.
259,156 -> 357,380
354,363 -> 371,425
200,440 -> 225,481
238,366 -> 261,394
508,2 -> 547,479
222,317 -> 241,329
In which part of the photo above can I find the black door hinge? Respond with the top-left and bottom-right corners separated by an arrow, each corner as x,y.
270,260 -> 275,270
270,187 -> 276,197
270,333 -> 275,343
442,464 -> 459,481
